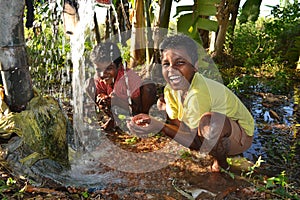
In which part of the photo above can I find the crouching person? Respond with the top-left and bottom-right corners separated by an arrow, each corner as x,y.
128,34 -> 254,172
85,41 -> 157,131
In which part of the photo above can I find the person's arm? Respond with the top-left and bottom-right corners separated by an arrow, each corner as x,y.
161,118 -> 202,150
96,92 -> 111,108
128,114 -> 202,150
131,95 -> 142,114
110,93 -> 134,111
85,78 -> 96,102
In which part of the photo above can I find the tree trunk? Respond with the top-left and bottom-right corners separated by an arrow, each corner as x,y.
130,0 -> 146,68
150,0 -> 172,79
214,0 -> 230,59
228,0 -> 241,52
199,27 -> 209,49
0,0 -> 33,112
153,0 -> 172,50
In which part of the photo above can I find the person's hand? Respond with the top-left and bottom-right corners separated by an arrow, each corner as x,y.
127,113 -> 164,137
157,94 -> 166,111
85,78 -> 96,101
96,93 -> 111,109
102,77 -> 114,86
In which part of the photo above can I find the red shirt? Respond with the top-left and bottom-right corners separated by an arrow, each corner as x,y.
94,67 -> 141,99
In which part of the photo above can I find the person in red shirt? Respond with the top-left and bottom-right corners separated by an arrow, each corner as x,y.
86,41 -> 156,131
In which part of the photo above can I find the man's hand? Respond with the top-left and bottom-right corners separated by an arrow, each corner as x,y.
96,93 -> 111,109
127,113 -> 164,137
102,77 -> 114,86
157,94 -> 166,111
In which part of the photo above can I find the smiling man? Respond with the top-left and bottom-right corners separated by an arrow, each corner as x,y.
128,34 -> 254,172
85,41 -> 156,131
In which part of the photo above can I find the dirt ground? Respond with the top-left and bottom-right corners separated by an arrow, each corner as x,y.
1,89 -> 299,199
0,129 -> 274,200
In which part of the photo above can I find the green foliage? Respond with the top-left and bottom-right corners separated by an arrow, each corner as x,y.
265,171 -> 287,189
264,2 -> 300,67
25,1 -> 71,95
245,156 -> 264,178
0,177 -> 24,199
0,179 -> 9,194
125,136 -> 138,144
220,167 -> 235,179
178,149 -> 192,160
231,21 -> 272,71
81,191 -> 89,198
175,0 -> 218,44
232,2 -> 300,75
227,77 -> 243,94
263,171 -> 300,199
247,128 -> 300,199
262,70 -> 294,94
239,0 -> 263,24
118,44 -> 131,63
6,178 -> 16,186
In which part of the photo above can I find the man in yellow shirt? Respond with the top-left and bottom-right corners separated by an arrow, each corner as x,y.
128,34 -> 254,172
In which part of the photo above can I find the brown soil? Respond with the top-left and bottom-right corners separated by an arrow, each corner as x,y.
2,90 -> 298,199
1,128 -> 272,199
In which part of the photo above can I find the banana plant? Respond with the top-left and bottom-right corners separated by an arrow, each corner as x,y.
129,0 -> 173,69
175,0 -> 219,44
129,0 -> 147,67
238,0 -> 262,24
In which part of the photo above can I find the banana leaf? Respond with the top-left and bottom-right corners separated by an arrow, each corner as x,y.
239,0 -> 262,24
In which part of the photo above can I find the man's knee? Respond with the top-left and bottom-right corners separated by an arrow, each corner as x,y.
199,112 -> 213,127
198,112 -> 231,139
200,112 -> 230,126
141,83 -> 157,102
142,83 -> 156,93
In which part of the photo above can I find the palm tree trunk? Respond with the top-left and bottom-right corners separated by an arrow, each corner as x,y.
0,0 -> 33,112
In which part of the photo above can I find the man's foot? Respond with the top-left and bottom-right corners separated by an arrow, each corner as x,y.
210,159 -> 229,172
101,118 -> 115,131
211,159 -> 221,172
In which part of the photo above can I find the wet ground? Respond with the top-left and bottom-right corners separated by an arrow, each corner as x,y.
0,83 -> 299,199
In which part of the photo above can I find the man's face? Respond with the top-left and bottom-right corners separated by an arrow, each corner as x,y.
94,61 -> 118,82
161,47 -> 196,91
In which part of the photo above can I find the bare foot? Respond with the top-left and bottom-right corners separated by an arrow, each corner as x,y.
210,159 -> 230,172
101,118 -> 115,131
211,159 -> 221,172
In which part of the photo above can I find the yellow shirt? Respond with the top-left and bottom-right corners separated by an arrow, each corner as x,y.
164,73 -> 254,136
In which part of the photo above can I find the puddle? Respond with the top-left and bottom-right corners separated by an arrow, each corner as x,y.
243,82 -> 299,177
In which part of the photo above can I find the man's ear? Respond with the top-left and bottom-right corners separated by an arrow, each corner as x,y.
117,62 -> 123,69
193,60 -> 199,72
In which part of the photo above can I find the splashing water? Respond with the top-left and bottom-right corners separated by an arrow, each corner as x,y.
70,0 -> 97,150
11,0 -> 299,191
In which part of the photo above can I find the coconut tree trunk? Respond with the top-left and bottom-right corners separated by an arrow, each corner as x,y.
0,0 -> 33,112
